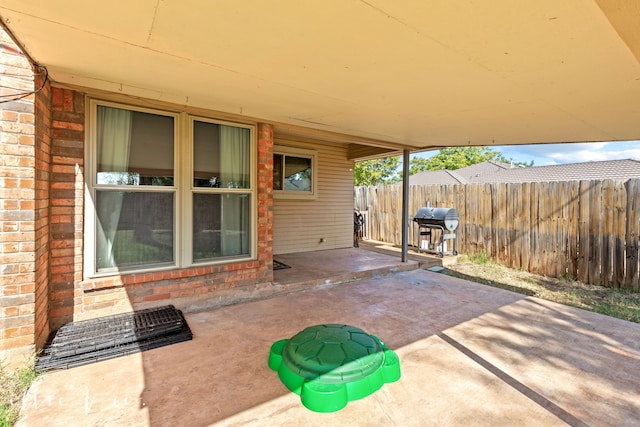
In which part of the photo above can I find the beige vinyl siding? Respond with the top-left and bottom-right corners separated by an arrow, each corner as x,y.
273,136 -> 354,254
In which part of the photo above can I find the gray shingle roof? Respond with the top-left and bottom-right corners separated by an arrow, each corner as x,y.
409,169 -> 463,185
408,159 -> 640,185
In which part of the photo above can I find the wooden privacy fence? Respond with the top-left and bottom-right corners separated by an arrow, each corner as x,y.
354,179 -> 640,290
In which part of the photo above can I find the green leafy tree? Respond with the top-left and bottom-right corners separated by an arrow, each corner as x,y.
408,156 -> 431,175
410,146 -> 532,174
354,156 -> 401,186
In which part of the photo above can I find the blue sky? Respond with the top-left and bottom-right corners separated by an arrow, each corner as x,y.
413,140 -> 640,166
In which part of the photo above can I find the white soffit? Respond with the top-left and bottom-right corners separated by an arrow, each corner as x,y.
1,0 -> 639,148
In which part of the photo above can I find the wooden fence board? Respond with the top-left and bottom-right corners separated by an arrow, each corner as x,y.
512,182 -> 522,268
482,183 -> 493,257
474,184 -> 483,254
550,182 -> 563,278
504,183 -> 514,267
456,184 -> 467,251
534,182 -> 544,276
625,179 -> 640,290
489,184 -> 498,258
465,184 -> 475,254
614,181 -> 626,287
568,181 -> 580,278
520,182 -> 531,273
544,181 -> 552,276
559,181 -> 572,278
588,181 -> 603,285
497,183 -> 508,264
601,180 -> 615,285
529,182 -> 540,274
577,181 -> 590,283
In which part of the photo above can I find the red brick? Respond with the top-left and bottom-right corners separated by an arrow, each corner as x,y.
179,281 -> 201,290
144,293 -> 170,302
52,87 -> 63,109
52,120 -> 83,131
2,110 -> 18,121
20,283 -> 35,293
4,327 -> 20,339
3,307 -> 19,317
154,283 -> 180,294
63,90 -> 74,111
172,290 -> 195,298
19,113 -> 35,124
0,335 -> 33,350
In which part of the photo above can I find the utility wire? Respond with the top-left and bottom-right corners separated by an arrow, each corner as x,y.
0,64 -> 49,103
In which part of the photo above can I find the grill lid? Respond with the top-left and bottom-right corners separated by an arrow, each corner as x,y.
414,207 -> 459,231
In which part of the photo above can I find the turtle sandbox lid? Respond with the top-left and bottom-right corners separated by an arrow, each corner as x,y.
268,324 -> 401,413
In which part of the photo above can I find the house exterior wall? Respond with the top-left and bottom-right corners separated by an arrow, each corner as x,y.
45,90 -> 275,329
273,136 -> 353,254
1,33 -> 275,355
1,24 -> 357,357
0,28 -> 50,355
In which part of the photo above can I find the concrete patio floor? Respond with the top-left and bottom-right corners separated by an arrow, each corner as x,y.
17,248 -> 640,426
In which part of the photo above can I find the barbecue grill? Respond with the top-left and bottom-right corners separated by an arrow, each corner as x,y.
413,206 -> 459,257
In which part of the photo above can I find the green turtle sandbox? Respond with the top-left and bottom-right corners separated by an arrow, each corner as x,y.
268,324 -> 401,412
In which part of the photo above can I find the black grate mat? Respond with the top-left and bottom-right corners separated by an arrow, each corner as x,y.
273,260 -> 290,270
36,305 -> 192,372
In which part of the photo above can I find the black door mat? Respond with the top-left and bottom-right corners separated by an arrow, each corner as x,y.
36,305 -> 192,372
273,260 -> 290,270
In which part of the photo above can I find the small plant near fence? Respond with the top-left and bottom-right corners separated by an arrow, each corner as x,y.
468,250 -> 490,265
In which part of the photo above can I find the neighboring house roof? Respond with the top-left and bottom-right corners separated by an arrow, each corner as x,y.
409,169 -> 464,185
450,161 -> 518,183
408,159 -> 640,185
410,161 -> 515,185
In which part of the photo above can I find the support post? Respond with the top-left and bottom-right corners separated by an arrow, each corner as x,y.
401,149 -> 410,262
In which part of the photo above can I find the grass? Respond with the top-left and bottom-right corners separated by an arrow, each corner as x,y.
467,250 -> 490,265
0,359 -> 37,427
444,254 -> 640,323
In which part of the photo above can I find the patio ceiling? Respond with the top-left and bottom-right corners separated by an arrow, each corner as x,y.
1,0 -> 640,152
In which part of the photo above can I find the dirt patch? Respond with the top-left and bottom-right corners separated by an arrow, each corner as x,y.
443,257 -> 640,323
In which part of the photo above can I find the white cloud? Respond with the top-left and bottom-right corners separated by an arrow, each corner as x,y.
496,141 -> 640,166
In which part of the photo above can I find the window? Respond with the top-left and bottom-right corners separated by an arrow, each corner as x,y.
86,100 -> 255,276
191,119 -> 252,262
273,145 -> 317,199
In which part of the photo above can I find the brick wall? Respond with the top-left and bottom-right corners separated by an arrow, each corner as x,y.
33,66 -> 52,349
257,123 -> 274,271
0,27 -> 40,353
48,87 -> 84,330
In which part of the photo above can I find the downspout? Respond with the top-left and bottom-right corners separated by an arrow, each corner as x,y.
401,149 -> 410,262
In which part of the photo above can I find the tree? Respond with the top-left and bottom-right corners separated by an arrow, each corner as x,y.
354,148 -> 533,185
408,156 -> 430,176
410,146 -> 531,174
354,156 -> 401,186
